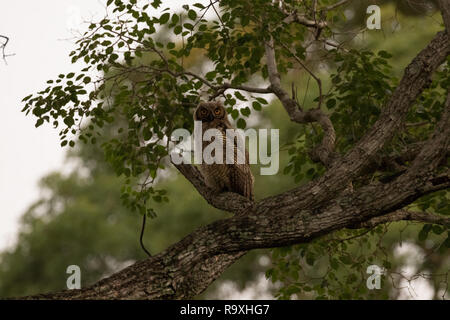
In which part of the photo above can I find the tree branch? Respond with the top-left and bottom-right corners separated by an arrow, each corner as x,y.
264,37 -> 337,167
282,11 -> 327,29
364,143 -> 449,177
21,159 -> 448,299
172,162 -> 253,213
354,210 -> 450,229
438,0 -> 450,32
322,0 -> 352,12
397,89 -> 450,181
421,170 -> 450,194
278,40 -> 323,110
296,30 -> 450,205
0,35 -> 14,63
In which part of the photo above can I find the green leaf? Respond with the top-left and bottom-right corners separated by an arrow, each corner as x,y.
330,258 -> 339,270
378,50 -> 392,59
174,25 -> 182,35
35,118 -> 44,128
306,253 -> 315,266
151,0 -> 162,9
326,99 -> 336,109
64,117 -> 75,127
193,3 -> 205,9
418,224 -> 432,241
188,10 -> 197,21
241,15 -> 250,27
252,101 -> 262,111
235,91 -> 247,101
159,12 -> 170,24
443,233 -> 450,248
240,107 -> 251,117
171,14 -> 179,24
340,255 -> 352,265
256,97 -> 268,104
183,23 -> 194,30
432,225 -> 444,235
237,118 -> 246,129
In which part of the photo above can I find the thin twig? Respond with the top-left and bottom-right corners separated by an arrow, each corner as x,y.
210,0 -> 225,28
322,0 -> 352,12
279,41 -> 323,110
140,213 -> 152,257
0,35 -> 15,63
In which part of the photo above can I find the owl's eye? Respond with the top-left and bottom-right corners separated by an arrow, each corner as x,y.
214,108 -> 221,115
200,108 -> 208,116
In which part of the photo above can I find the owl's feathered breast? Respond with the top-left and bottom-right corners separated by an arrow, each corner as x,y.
194,102 -> 254,201
199,120 -> 254,201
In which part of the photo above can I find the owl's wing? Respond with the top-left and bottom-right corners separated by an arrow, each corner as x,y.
228,154 -> 254,201
226,133 -> 254,201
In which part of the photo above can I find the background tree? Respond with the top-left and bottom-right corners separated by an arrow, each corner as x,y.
12,0 -> 450,299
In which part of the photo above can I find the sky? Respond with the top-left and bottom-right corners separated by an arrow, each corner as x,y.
0,0 -> 189,250
0,1 -> 102,249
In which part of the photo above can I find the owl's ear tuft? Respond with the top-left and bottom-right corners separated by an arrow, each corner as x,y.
213,101 -> 223,108
197,101 -> 222,108
197,101 -> 207,108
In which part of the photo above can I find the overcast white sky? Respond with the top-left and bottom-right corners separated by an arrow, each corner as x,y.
0,0 -> 191,250
0,1 -> 99,249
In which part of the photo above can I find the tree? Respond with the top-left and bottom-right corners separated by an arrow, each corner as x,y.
0,35 -> 14,63
20,0 -> 449,299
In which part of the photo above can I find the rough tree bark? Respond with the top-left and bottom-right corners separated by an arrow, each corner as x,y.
22,1 -> 450,299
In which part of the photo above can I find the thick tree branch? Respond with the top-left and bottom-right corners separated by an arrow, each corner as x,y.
412,91 -> 450,169
354,210 -> 450,229
264,37 -> 337,167
364,142 -> 449,177
208,83 -> 272,100
287,30 -> 450,206
422,170 -> 450,194
22,157 -> 448,300
173,162 -> 253,213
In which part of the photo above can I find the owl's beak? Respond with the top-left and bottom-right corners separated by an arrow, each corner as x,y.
203,113 -> 214,122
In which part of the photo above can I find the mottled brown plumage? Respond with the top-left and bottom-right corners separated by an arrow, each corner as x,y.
194,101 -> 254,201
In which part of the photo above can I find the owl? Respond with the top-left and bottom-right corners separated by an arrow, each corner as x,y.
194,101 -> 254,201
